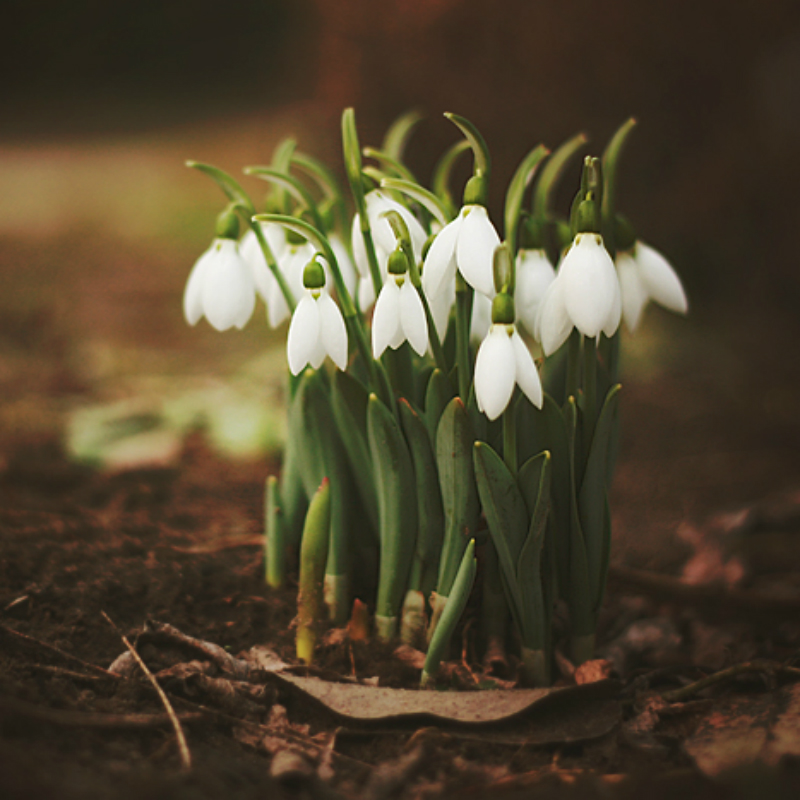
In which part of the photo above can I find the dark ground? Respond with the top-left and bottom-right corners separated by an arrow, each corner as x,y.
2,227 -> 800,799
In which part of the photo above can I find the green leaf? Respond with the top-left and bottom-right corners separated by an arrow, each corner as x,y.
424,368 -> 455,444
432,139 -> 470,218
186,161 -> 255,215
421,539 -> 476,686
367,394 -> 418,634
265,475 -> 285,589
435,398 -> 480,598
601,118 -> 637,238
504,144 -> 549,255
331,370 -> 378,534
341,108 -> 367,220
380,178 -> 449,226
531,133 -> 588,221
472,441 -> 527,631
399,398 -> 445,569
244,167 -> 324,231
444,113 -> 491,178
578,384 -> 621,606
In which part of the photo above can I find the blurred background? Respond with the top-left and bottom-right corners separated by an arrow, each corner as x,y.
2,0 -> 800,565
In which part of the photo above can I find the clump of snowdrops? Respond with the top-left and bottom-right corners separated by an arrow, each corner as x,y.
183,109 -> 687,686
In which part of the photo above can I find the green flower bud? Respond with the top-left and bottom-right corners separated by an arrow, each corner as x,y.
215,206 -> 240,240
387,248 -> 408,276
491,292 -> 515,325
519,215 -> 546,250
303,257 -> 326,290
463,173 -> 488,207
574,198 -> 601,235
493,242 -> 513,295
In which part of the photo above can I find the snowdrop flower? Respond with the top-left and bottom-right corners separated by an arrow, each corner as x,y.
286,258 -> 348,375
422,203 -> 501,300
239,222 -> 287,303
266,239 -> 315,328
351,191 -> 427,308
615,241 -> 688,331
536,233 -> 621,355
474,293 -> 543,420
183,237 -> 256,331
515,249 -> 556,336
372,251 -> 428,359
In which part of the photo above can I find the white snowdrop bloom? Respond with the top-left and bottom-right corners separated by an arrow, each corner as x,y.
536,233 -> 621,355
183,238 -> 256,331
350,191 -> 427,308
265,241 -> 314,328
474,324 -> 543,420
239,222 -> 287,302
515,249 -> 556,336
286,289 -> 348,375
422,205 -> 501,300
371,276 -> 428,359
616,241 -> 688,331
470,289 -> 492,344
329,233 -> 358,298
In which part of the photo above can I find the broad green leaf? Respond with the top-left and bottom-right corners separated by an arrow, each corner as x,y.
186,161 -> 255,214
435,398 -> 480,597
424,368 -> 455,444
505,144 -> 549,256
381,109 -> 424,160
367,395 -> 418,628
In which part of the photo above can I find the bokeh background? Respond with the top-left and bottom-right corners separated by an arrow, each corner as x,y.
3,0 -> 800,566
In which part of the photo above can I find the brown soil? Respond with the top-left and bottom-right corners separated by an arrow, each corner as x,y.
3,232 -> 800,799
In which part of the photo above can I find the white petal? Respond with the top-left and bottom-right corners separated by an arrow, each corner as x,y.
267,282 -> 291,328
470,290 -> 492,344
367,192 -> 426,258
318,293 -> 348,370
329,234 -> 358,297
603,274 -> 622,338
515,249 -> 556,334
455,205 -> 500,298
428,278 -> 454,341
537,276 -> 573,356
358,276 -> 376,312
240,224 -> 286,302
474,326 -> 516,420
616,252 -> 649,331
287,294 -> 321,375
351,213 -> 370,278
201,240 -> 256,331
510,330 -> 543,409
559,234 -> 619,338
635,242 -> 688,315
183,244 -> 214,326
371,280 -> 402,358
399,280 -> 428,356
421,216 -> 460,299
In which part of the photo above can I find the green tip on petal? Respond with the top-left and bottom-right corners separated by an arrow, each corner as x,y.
303,257 -> 326,290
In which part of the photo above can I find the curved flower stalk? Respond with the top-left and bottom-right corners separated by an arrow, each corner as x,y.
616,241 -> 688,331
372,252 -> 429,359
266,240 -> 316,328
286,259 -> 348,375
351,190 -> 427,309
515,248 -> 556,337
239,221 -> 287,303
536,233 -> 621,356
474,293 -> 543,420
183,238 -> 256,331
422,204 -> 501,300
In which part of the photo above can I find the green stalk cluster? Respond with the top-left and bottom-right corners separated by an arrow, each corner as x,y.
187,111 -> 672,686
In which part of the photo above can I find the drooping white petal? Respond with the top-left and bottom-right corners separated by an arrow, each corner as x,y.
358,277 -> 376,313
455,205 -> 500,298
267,282 -> 291,328
287,294 -> 321,375
635,242 -> 688,315
602,274 -> 622,338
240,224 -> 286,302
559,234 -> 619,338
470,289 -> 492,343
399,280 -> 428,356
616,251 -> 649,331
317,293 -> 348,370
183,244 -> 214,326
351,213 -> 370,278
427,278 -> 454,341
515,249 -> 556,334
537,277 -> 573,355
474,326 -> 516,420
201,239 -> 256,331
510,330 -> 543,409
422,215 -> 461,299
372,279 -> 402,358
329,234 -> 358,297
367,191 -> 427,259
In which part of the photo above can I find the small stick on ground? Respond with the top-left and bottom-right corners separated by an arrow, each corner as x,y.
661,659 -> 800,703
101,611 -> 192,771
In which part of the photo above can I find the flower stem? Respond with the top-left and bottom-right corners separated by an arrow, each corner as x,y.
582,335 -> 598,452
249,217 -> 296,314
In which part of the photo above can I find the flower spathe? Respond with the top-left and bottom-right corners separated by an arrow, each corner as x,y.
616,241 -> 688,331
422,204 -> 500,299
474,324 -> 543,420
183,238 -> 256,331
536,233 -> 621,355
286,289 -> 348,375
371,276 -> 428,359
